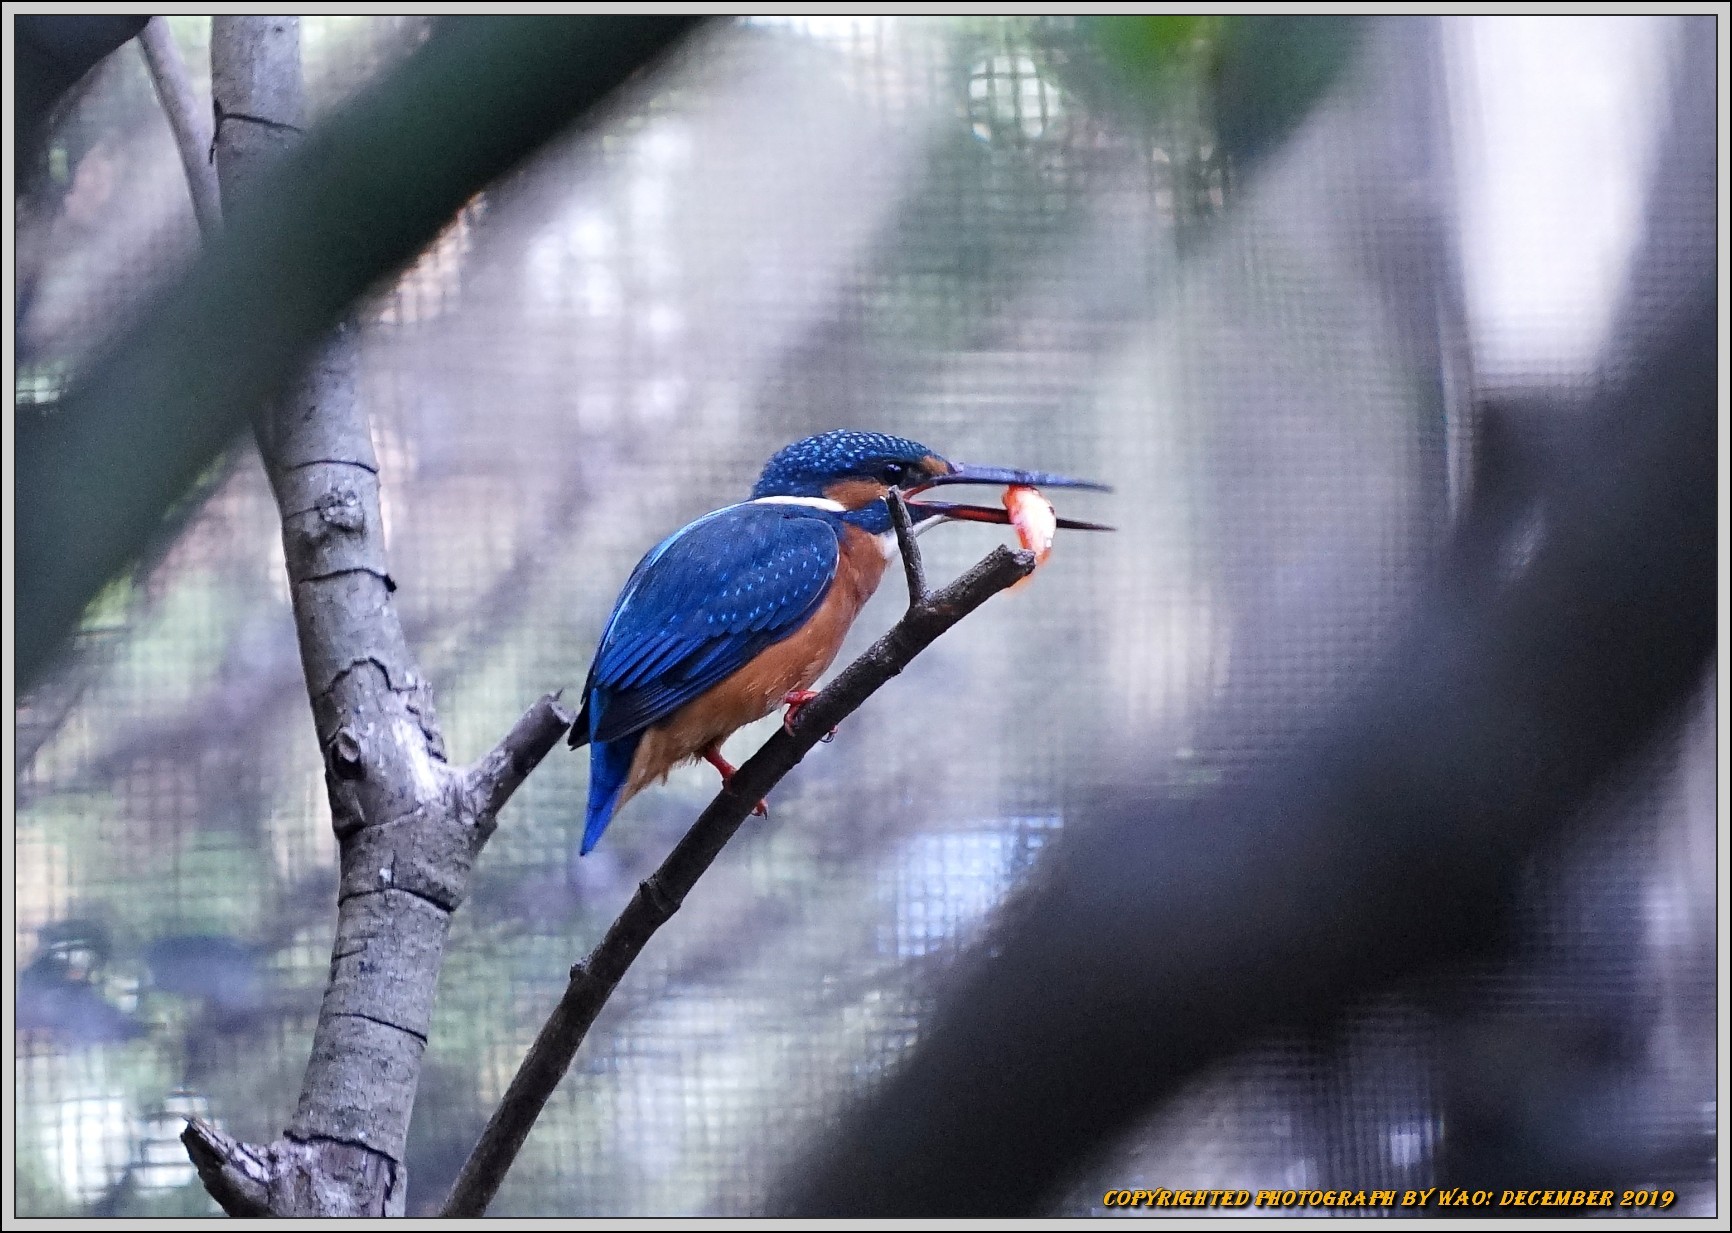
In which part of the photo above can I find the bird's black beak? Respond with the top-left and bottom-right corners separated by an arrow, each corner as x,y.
908,463 -> 1112,495
900,457 -> 1115,526
903,499 -> 1114,533
901,462 -> 1113,532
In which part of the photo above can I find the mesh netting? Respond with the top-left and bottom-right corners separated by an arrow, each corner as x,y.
12,15 -> 1717,1217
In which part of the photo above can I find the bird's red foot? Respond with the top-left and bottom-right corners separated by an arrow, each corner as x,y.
781,689 -> 837,742
702,746 -> 768,816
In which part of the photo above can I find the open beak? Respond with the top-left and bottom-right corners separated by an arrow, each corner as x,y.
907,463 -> 1112,495
902,462 -> 1113,533
903,498 -> 1114,533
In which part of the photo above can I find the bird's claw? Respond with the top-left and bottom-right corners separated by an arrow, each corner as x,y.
782,689 -> 837,742
703,745 -> 771,817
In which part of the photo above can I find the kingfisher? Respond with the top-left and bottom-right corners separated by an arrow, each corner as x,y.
569,430 -> 1110,854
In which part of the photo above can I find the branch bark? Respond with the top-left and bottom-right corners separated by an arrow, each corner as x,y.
441,512 -> 1038,1216
137,17 -> 222,238
178,18 -> 574,1216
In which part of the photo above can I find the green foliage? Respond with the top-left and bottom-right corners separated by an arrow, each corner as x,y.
1023,15 -> 1219,127
1085,14 -> 1224,88
1048,15 -> 1360,170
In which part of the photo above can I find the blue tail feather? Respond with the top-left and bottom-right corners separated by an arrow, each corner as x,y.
582,732 -> 642,855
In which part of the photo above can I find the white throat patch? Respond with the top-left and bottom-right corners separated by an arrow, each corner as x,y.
751,495 -> 846,512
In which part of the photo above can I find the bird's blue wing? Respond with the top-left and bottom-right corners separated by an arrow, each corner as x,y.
584,503 -> 840,745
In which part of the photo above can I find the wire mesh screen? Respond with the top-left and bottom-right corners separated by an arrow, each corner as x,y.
12,15 -> 1718,1218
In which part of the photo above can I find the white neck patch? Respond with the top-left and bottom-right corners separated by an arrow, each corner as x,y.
751,495 -> 846,512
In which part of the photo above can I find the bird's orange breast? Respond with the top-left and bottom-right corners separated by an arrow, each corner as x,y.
621,522 -> 891,801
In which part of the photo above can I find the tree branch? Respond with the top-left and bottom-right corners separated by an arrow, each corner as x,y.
181,1120 -> 271,1217
771,283 -> 1717,1217
887,489 -> 928,604
137,17 -> 222,238
441,536 -> 1038,1217
175,19 -> 576,1217
467,693 -> 579,827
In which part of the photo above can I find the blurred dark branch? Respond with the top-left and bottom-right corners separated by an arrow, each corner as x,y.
1211,16 -> 1362,169
11,451 -> 242,773
138,17 -> 222,238
19,449 -> 591,802
442,529 -> 1039,1216
775,278 -> 1717,1215
12,15 -> 149,185
17,14 -> 707,689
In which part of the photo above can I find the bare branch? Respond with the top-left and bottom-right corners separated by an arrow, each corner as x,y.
180,1116 -> 404,1218
887,488 -> 927,605
173,21 -> 577,1217
138,18 -> 222,238
441,543 -> 1038,1217
181,1119 -> 271,1217
467,692 -> 578,823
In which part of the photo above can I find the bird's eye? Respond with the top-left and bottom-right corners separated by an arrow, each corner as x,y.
879,461 -> 908,485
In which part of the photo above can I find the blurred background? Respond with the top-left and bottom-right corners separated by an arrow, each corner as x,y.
11,15 -> 1720,1217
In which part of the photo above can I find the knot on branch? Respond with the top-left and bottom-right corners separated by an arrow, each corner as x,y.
639,873 -> 681,921
315,485 -> 365,533
329,726 -> 366,780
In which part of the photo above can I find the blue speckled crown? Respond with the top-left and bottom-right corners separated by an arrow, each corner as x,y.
751,430 -> 941,498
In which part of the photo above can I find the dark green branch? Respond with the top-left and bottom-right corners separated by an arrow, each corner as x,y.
17,15 -> 707,689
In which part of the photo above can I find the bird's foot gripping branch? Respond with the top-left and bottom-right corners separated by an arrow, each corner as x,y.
565,431 -> 1110,856
440,489 -> 1040,1217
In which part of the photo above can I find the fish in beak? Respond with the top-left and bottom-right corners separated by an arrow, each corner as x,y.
903,463 -> 1113,535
